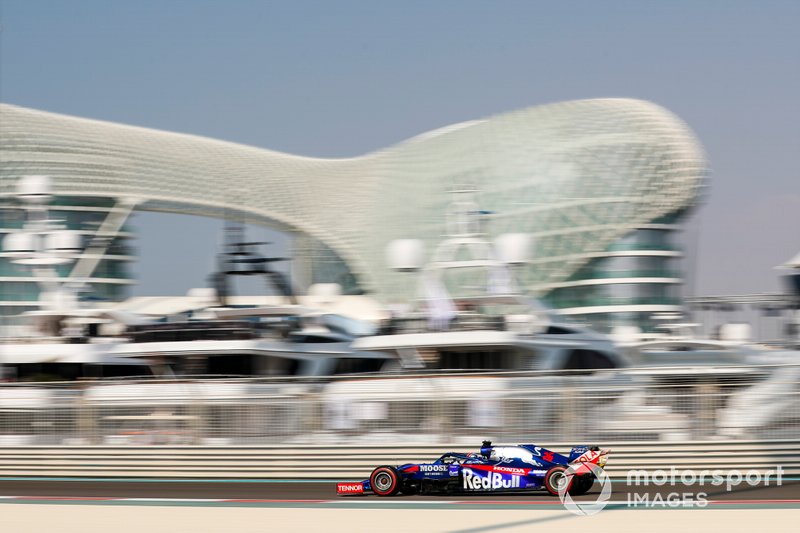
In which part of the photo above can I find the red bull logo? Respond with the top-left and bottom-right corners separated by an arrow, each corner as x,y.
462,469 -> 521,490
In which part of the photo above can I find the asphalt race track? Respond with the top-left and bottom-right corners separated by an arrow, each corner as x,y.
2,477 -> 799,533
0,478 -> 798,503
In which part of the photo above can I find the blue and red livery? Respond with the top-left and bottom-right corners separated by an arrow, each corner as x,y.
336,440 -> 609,497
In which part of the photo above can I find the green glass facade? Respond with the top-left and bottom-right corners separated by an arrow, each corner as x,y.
0,197 -> 135,319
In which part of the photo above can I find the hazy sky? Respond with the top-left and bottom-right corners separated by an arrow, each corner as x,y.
1,0 -> 798,296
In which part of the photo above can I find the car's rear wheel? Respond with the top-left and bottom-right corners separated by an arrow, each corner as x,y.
370,466 -> 401,497
544,466 -> 572,496
568,475 -> 594,496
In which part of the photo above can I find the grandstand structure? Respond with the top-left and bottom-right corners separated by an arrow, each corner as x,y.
0,99 -> 706,331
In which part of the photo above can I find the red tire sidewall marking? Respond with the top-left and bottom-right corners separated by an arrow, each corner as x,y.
545,466 -> 571,496
371,467 -> 398,496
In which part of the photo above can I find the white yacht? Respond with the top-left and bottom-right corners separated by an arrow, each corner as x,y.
0,295 -> 402,381
0,176 -> 397,381
109,303 -> 397,377
350,189 -> 626,374
0,176 -> 162,381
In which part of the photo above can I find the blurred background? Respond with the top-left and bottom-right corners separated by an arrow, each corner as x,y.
0,0 -> 798,515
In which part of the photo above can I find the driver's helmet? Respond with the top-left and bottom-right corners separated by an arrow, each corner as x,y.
480,440 -> 493,459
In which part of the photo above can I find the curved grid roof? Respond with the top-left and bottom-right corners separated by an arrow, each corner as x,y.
0,99 -> 706,300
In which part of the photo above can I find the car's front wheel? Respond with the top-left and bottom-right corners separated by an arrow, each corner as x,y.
370,466 -> 401,497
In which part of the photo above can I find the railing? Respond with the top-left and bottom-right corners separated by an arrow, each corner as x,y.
566,269 -> 682,281
547,297 -> 684,308
1,365 -> 798,447
605,243 -> 678,252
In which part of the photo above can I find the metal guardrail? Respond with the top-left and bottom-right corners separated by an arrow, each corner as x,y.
565,269 -> 682,281
0,441 -> 798,478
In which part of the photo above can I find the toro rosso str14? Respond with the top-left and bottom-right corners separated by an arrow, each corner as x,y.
336,441 -> 609,497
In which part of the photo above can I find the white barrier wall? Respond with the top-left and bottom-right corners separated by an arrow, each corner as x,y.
0,441 -> 798,477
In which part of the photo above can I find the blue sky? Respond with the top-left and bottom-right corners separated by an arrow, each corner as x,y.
1,0 -> 798,296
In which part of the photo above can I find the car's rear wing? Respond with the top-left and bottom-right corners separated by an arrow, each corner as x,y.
569,448 -> 610,474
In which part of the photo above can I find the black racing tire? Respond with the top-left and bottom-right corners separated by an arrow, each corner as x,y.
568,474 -> 594,496
370,466 -> 401,497
544,465 -> 572,496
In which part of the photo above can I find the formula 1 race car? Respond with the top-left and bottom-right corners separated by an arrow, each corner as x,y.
336,441 -> 609,497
